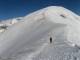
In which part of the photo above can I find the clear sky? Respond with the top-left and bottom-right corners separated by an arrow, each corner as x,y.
0,0 -> 80,20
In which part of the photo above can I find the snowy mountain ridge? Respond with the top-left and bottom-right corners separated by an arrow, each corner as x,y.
0,6 -> 80,60
1,6 -> 80,46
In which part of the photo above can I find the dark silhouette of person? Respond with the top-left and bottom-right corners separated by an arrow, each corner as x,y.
50,37 -> 52,43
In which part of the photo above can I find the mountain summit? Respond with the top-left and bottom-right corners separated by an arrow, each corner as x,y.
0,6 -> 80,60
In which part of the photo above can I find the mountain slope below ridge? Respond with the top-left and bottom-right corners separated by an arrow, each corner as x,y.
23,6 -> 80,46
0,6 -> 80,60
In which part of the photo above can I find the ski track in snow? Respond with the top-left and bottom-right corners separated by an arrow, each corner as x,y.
26,42 -> 48,60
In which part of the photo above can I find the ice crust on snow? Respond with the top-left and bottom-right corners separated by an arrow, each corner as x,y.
0,6 -> 80,60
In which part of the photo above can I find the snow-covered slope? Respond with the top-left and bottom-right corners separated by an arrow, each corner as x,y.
22,6 -> 80,46
0,6 -> 80,60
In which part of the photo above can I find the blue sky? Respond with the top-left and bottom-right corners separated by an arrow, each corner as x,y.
0,0 -> 80,20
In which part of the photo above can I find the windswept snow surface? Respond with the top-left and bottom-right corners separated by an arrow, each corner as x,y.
0,6 -> 80,60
